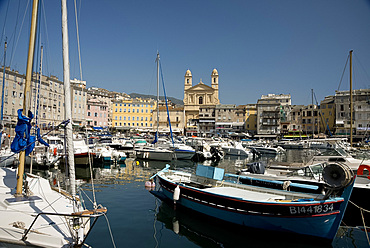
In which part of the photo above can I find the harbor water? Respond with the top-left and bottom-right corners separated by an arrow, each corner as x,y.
76,150 -> 369,248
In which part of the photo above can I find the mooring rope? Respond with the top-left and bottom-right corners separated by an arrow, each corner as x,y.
348,199 -> 370,245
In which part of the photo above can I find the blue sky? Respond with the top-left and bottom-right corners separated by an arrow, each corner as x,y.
1,0 -> 370,106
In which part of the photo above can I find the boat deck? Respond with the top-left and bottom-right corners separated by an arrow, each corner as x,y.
202,186 -> 286,202
0,167 -> 86,247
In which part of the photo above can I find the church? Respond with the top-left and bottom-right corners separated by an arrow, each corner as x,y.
183,69 -> 220,131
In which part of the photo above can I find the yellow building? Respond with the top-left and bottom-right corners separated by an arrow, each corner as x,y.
244,104 -> 257,135
111,98 -> 156,130
319,96 -> 335,135
156,104 -> 184,134
183,69 -> 220,131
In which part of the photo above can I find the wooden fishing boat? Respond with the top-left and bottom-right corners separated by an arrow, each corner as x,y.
151,163 -> 355,242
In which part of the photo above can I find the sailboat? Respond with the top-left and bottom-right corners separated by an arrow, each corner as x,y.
134,52 -> 174,161
0,42 -> 16,168
0,0 -> 106,246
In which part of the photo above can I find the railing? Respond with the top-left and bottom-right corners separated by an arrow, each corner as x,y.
22,208 -> 107,246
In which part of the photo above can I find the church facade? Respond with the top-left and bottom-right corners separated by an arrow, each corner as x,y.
183,69 -> 220,133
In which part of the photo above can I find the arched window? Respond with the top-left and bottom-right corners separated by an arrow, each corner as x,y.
213,78 -> 216,83
187,79 -> 189,83
199,96 -> 203,105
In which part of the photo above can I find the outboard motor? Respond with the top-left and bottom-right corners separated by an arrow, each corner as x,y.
210,146 -> 223,161
246,162 -> 266,174
251,148 -> 261,159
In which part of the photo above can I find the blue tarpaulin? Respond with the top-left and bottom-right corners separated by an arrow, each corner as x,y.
11,109 -> 48,156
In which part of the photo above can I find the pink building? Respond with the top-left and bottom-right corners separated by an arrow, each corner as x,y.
86,98 -> 109,128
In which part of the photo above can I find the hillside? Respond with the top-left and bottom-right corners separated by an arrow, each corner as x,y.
129,93 -> 183,106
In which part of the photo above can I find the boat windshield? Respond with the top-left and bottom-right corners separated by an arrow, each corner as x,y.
316,148 -> 349,157
293,163 -> 324,179
310,164 -> 324,176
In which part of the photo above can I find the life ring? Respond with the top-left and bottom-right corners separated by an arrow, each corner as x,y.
357,164 -> 370,180
53,148 -> 57,156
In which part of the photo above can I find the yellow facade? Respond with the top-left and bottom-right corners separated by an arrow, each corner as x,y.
183,69 -> 220,127
319,96 -> 335,135
244,104 -> 257,134
111,98 -> 156,129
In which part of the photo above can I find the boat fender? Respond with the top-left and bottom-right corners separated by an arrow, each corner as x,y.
357,164 -> 370,180
283,181 -> 291,190
145,179 -> 155,189
173,185 -> 180,202
172,218 -> 179,234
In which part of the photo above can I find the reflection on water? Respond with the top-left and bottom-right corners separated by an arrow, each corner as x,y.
76,150 -> 316,182
80,152 -> 369,248
154,200 -> 369,248
155,200 -> 334,248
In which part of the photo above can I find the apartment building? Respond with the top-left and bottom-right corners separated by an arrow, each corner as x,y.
256,93 -> 291,138
335,89 -> 370,139
0,67 -> 65,132
111,98 -> 156,131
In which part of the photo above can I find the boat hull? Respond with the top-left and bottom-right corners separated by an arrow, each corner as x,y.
222,147 -> 249,156
135,149 -> 173,161
174,150 -> 195,160
155,173 -> 352,241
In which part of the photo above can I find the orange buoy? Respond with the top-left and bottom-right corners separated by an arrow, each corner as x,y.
357,164 -> 370,180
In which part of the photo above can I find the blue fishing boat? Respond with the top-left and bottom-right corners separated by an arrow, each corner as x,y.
150,163 -> 355,242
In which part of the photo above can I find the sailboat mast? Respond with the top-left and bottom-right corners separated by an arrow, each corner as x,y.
16,0 -> 39,197
156,52 -> 160,136
1,41 -> 7,124
349,50 -> 353,147
311,88 -> 314,138
62,0 -> 76,198
1,41 -> 7,150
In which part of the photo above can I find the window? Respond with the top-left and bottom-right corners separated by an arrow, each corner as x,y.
199,96 -> 203,105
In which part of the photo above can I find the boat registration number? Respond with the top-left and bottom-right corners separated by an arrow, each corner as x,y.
289,203 -> 334,215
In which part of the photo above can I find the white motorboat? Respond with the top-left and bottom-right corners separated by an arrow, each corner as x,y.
221,141 -> 251,156
135,145 -> 174,161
